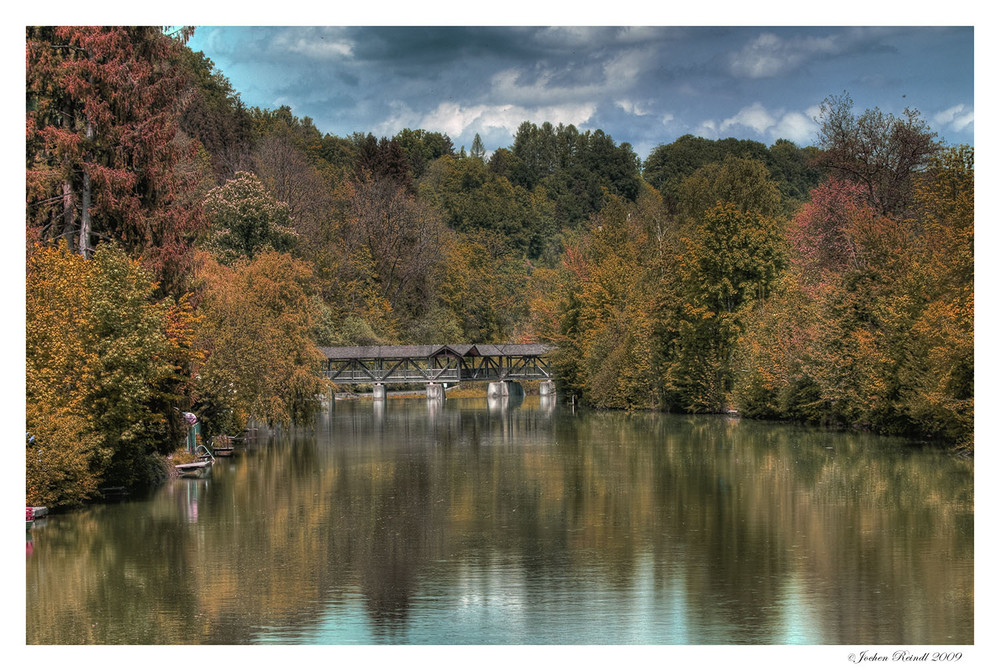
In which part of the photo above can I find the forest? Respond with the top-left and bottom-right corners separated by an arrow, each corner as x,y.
25,27 -> 974,508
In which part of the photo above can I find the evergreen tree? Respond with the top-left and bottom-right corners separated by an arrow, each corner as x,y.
26,26 -> 204,295
470,133 -> 486,160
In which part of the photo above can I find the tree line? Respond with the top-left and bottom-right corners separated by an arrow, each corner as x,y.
25,27 -> 973,507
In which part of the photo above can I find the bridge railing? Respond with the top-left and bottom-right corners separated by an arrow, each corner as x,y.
459,364 -> 551,381
324,366 -> 552,383
323,368 -> 463,383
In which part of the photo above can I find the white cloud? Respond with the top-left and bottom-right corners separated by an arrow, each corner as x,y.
934,104 -> 974,133
721,102 -> 777,135
704,103 -> 820,144
377,100 -> 596,142
490,68 -> 553,104
773,113 -> 817,145
729,31 -> 840,79
489,47 -> 650,108
694,119 -> 719,138
730,33 -> 787,79
422,102 -> 493,139
616,99 -> 652,116
603,48 -> 646,85
271,29 -> 353,59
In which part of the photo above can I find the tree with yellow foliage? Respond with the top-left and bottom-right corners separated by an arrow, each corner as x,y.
27,244 -> 198,506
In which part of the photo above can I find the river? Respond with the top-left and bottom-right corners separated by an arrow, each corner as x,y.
25,396 -> 973,645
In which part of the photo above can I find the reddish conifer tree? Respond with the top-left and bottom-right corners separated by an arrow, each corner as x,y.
26,26 -> 204,295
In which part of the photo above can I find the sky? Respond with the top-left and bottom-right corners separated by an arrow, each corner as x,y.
186,25 -> 974,162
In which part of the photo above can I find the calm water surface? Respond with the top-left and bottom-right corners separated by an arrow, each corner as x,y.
26,397 -> 973,644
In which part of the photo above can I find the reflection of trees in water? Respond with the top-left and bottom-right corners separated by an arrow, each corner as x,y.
351,453 -> 432,631
638,418 -> 973,643
26,401 -> 973,644
27,492 -> 223,643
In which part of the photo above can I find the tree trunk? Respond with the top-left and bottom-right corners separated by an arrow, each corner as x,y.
61,181 -> 76,250
79,115 -> 94,259
80,171 -> 92,259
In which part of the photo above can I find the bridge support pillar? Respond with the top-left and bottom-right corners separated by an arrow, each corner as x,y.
488,381 -> 524,398
539,380 -> 555,396
426,383 -> 446,400
372,383 -> 386,401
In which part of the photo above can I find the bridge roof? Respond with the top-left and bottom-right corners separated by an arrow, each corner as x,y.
318,343 -> 553,360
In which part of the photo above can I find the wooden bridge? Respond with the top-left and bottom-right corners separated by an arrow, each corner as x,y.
318,343 -> 555,398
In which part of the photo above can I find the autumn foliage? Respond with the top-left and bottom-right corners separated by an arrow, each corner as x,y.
544,140 -> 971,450
192,251 -> 327,433
25,27 -> 974,508
26,244 -> 198,506
731,147 -> 974,449
26,27 -> 205,295
24,28 -> 328,507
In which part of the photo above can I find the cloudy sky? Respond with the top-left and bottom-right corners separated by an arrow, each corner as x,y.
186,25 -> 974,161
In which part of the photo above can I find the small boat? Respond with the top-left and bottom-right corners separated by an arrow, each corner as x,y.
175,445 -> 215,478
176,459 -> 213,478
26,507 -> 34,530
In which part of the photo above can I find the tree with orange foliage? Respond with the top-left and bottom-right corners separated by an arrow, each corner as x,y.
193,251 -> 328,433
900,146 -> 974,448
750,173 -> 921,431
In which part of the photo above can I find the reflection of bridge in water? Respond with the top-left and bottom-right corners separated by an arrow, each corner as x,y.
319,344 -> 555,399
